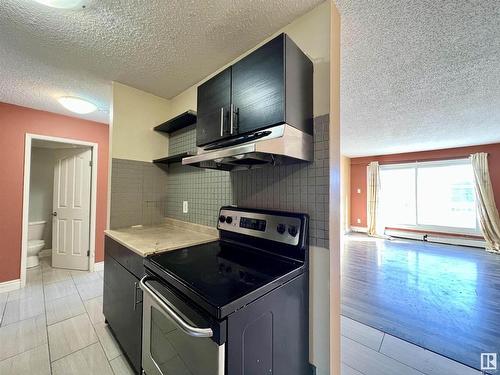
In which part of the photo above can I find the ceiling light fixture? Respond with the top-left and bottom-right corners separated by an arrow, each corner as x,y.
58,97 -> 97,114
32,0 -> 85,9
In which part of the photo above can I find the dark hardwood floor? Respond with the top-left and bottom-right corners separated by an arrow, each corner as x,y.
341,233 -> 500,371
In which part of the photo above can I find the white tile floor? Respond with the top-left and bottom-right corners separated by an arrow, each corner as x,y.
0,257 -> 134,375
341,315 -> 483,375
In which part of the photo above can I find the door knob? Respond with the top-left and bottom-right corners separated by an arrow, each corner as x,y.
51,212 -> 57,217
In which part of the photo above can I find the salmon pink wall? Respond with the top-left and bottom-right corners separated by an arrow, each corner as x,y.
350,163 -> 367,227
0,102 -> 109,283
350,143 -> 500,229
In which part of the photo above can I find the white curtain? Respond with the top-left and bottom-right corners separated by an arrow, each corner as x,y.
470,153 -> 500,253
367,161 -> 380,236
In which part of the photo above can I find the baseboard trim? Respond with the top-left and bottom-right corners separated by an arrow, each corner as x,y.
94,261 -> 104,272
39,249 -> 52,258
0,279 -> 21,293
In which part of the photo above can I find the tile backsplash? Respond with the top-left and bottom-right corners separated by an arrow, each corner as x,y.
110,115 -> 330,247
165,125 -> 234,226
165,164 -> 234,226
167,125 -> 198,156
232,115 -> 329,247
163,115 -> 329,247
110,159 -> 168,229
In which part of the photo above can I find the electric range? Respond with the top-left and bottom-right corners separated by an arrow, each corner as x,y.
140,206 -> 309,375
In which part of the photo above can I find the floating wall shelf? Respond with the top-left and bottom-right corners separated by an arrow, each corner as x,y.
153,110 -> 197,133
153,152 -> 193,165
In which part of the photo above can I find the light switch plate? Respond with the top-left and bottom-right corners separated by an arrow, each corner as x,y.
357,218 -> 361,224
183,201 -> 188,213
357,188 -> 361,194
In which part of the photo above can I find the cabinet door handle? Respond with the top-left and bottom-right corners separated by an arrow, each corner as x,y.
133,281 -> 142,310
140,276 -> 213,338
230,104 -> 234,134
220,107 -> 224,136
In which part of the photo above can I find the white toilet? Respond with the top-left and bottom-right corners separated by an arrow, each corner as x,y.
27,221 -> 46,268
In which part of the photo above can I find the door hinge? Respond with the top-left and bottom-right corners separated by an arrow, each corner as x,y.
89,160 -> 93,167
87,250 -> 90,257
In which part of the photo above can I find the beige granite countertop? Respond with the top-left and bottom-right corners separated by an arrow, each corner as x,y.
104,218 -> 218,257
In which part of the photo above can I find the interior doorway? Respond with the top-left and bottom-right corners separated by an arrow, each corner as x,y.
21,134 -> 98,287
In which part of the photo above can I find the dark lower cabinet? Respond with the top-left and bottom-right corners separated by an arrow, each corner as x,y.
103,236 -> 144,374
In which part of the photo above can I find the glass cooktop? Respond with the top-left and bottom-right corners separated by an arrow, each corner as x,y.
147,241 -> 303,312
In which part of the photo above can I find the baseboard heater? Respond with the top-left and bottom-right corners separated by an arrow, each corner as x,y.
350,226 -> 368,233
385,229 -> 486,249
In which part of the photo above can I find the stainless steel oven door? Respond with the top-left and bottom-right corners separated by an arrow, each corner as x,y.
140,277 -> 225,375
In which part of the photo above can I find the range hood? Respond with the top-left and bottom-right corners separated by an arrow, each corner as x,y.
182,124 -> 313,171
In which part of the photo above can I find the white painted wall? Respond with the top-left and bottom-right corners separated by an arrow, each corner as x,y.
111,82 -> 171,162
309,246 -> 331,374
29,147 -> 55,248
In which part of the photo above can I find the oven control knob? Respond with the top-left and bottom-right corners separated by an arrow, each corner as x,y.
225,216 -> 233,224
288,225 -> 298,237
277,224 -> 286,234
219,215 -> 226,223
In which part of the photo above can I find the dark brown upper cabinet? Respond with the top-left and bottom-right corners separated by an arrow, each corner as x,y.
196,67 -> 232,147
195,33 -> 313,147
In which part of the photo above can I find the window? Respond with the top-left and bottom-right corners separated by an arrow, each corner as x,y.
379,159 -> 478,234
379,166 -> 416,225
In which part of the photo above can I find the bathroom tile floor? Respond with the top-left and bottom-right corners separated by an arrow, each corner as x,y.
0,258 -> 134,375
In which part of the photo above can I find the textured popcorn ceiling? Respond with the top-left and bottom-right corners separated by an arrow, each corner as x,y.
0,0 -> 322,123
336,0 -> 500,157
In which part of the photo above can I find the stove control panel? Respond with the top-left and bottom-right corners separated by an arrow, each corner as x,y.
218,208 -> 303,246
240,217 -> 266,231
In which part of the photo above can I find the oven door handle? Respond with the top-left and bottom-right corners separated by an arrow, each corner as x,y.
139,276 -> 214,338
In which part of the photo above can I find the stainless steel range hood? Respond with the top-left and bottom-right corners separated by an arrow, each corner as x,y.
182,124 -> 313,171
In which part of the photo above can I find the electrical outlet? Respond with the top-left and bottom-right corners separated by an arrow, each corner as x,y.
357,218 -> 361,224
183,201 -> 188,213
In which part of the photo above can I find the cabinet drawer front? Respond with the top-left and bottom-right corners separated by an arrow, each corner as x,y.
105,236 -> 145,279
232,34 -> 285,135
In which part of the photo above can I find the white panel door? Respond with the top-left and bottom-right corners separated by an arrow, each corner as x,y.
52,148 -> 92,270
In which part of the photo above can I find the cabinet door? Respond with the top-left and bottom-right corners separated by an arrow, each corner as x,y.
196,67 -> 232,146
231,34 -> 285,135
103,254 -> 142,374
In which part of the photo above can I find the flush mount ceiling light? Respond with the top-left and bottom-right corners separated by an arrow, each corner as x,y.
58,97 -> 97,114
32,0 -> 85,9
